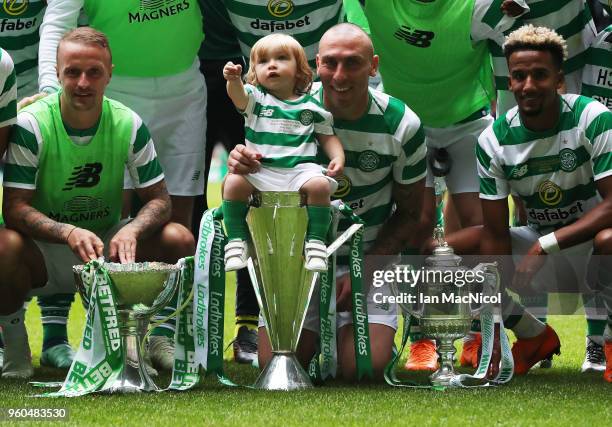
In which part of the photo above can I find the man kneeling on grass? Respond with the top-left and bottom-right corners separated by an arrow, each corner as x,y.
0,27 -> 194,379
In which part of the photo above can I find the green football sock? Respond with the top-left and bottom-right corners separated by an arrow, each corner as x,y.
586,319 -> 607,337
306,205 -> 331,242
222,200 -> 250,241
38,293 -> 74,351
583,293 -> 607,336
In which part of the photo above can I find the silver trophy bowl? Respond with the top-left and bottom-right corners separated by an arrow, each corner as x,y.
73,261 -> 181,393
392,228 -> 498,387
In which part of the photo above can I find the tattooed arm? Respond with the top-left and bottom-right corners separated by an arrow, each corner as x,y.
335,179 -> 425,311
109,179 -> 171,263
2,187 -> 104,261
366,179 -> 424,256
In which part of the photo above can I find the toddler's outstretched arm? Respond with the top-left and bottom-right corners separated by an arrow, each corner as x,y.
223,61 -> 248,111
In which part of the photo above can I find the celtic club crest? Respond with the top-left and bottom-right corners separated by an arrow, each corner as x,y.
559,148 -> 578,172
299,110 -> 314,126
357,150 -> 380,172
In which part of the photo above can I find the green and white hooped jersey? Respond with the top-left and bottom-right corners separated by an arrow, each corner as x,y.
0,0 -> 45,98
485,0 -> 596,116
3,94 -> 163,232
0,48 -> 16,127
242,83 -> 334,168
311,83 -> 426,264
223,0 -> 344,69
582,25 -> 612,111
477,94 -> 612,232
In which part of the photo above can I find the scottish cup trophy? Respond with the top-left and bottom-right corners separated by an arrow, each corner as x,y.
73,261 -> 181,393
392,227 -> 499,387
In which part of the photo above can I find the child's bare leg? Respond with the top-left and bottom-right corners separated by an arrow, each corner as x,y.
300,177 -> 332,272
222,174 -> 255,271
300,176 -> 331,206
223,173 -> 255,202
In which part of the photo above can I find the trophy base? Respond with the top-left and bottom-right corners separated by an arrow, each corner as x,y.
430,371 -> 458,388
254,353 -> 313,391
102,368 -> 159,394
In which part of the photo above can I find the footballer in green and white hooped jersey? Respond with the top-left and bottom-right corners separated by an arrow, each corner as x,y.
0,0 -> 46,98
582,23 -> 612,111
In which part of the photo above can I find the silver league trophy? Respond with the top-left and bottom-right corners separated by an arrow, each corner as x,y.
392,227 -> 498,387
73,262 -> 181,393
246,192 -> 358,391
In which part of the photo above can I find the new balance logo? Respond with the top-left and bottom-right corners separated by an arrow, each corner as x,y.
393,26 -> 434,48
63,163 -> 103,191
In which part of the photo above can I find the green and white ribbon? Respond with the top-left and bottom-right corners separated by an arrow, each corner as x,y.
36,260 -> 123,397
309,212 -> 339,383
189,207 -> 231,383
349,225 -> 373,380
309,203 -> 373,381
450,306 -> 514,387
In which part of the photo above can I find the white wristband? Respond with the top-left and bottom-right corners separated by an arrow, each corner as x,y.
538,232 -> 560,254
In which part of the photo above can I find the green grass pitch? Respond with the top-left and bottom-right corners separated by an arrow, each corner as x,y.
0,186 -> 610,426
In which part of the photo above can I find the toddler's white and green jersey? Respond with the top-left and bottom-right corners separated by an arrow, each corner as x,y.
3,94 -> 163,232
481,0 -> 596,116
0,0 -> 45,98
311,83 -> 426,264
0,48 -> 17,128
242,83 -> 334,168
477,94 -> 612,232
582,24 -> 612,110
223,0 -> 344,69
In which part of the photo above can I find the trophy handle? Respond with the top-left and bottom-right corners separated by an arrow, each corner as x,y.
469,263 -> 499,317
389,264 -> 424,319
326,223 -> 363,258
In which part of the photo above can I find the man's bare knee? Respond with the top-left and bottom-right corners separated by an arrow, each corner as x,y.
138,222 -> 195,263
161,222 -> 195,256
594,228 -> 612,254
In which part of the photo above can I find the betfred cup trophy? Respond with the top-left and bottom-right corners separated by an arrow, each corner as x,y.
73,261 -> 181,393
392,227 -> 498,387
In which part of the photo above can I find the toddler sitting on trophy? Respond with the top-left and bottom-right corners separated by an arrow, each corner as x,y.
221,33 -> 345,272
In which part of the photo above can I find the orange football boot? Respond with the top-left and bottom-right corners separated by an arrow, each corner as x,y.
511,324 -> 561,375
604,341 -> 612,383
460,332 -> 482,368
404,339 -> 439,371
